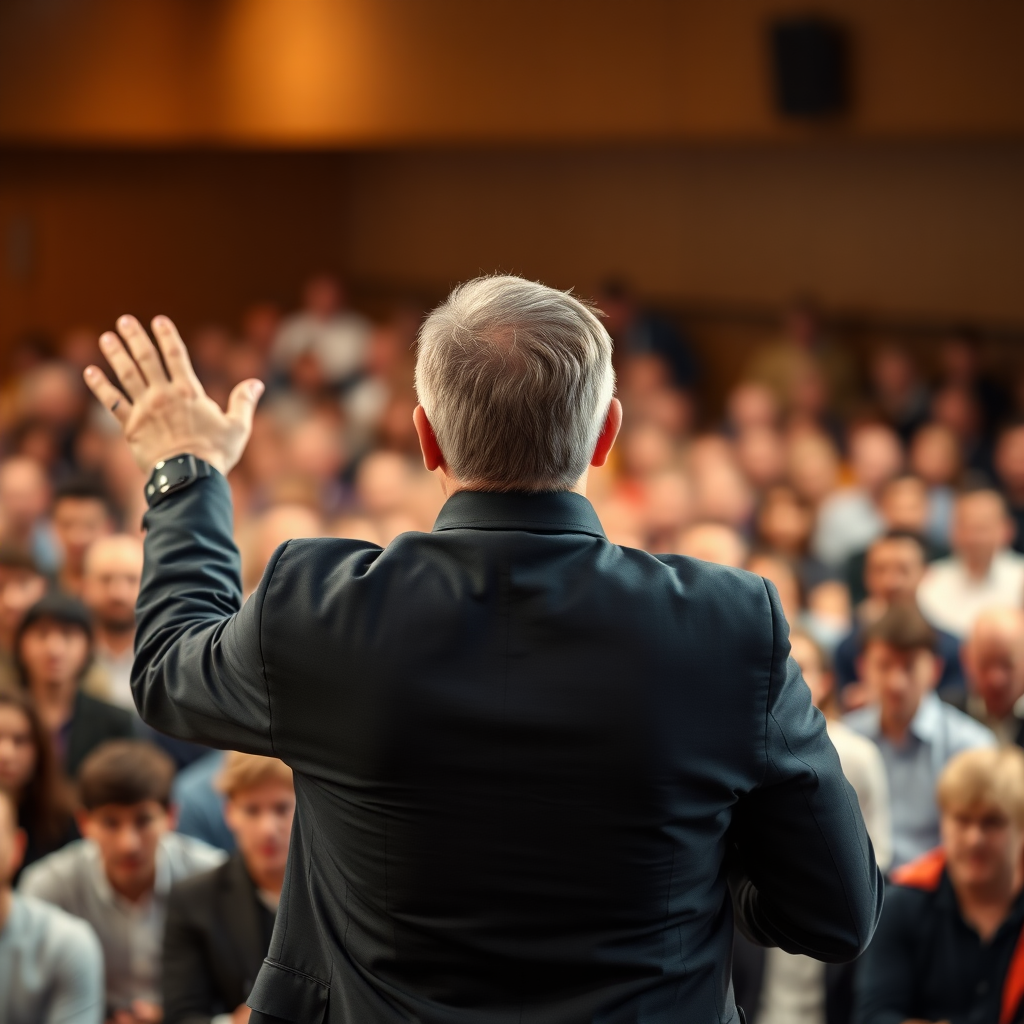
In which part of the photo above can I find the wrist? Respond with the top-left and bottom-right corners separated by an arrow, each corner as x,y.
147,449 -> 227,478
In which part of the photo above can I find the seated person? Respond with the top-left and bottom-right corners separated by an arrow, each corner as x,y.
172,750 -> 234,853
843,474 -> 947,607
16,592 -> 135,777
0,686 -> 77,881
163,752 -> 296,1024
0,545 -> 47,690
846,603 -> 995,868
51,478 -> 115,599
855,746 -> 1024,1023
835,531 -> 964,710
0,787 -> 104,1024
917,488 -> 1024,640
19,740 -> 226,1023
734,630 -> 891,1024
963,607 -> 1024,747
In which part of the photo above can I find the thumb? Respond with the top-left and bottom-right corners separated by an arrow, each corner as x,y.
226,378 -> 265,430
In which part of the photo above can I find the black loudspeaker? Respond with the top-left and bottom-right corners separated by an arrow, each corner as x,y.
770,16 -> 848,118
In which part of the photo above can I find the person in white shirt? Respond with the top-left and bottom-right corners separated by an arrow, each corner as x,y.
752,628 -> 892,1024
19,740 -> 225,1024
0,787 -> 104,1024
270,274 -> 372,388
82,534 -> 144,711
917,488 -> 1024,639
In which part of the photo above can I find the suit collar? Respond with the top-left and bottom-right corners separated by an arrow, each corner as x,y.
432,489 -> 606,539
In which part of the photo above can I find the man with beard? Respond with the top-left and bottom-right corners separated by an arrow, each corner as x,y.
82,535 -> 143,711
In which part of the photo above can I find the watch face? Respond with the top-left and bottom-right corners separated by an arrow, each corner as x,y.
147,457 -> 194,502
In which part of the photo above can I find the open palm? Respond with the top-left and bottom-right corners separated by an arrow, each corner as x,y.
83,314 -> 264,477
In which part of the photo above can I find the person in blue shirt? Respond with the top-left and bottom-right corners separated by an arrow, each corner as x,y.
836,531 -> 965,710
846,602 -> 995,869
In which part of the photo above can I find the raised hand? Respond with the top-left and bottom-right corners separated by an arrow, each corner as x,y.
83,315 -> 264,477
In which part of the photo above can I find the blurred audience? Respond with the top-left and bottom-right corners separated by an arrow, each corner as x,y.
0,686 -> 77,882
855,747 -> 1024,1023
0,788 -> 104,1024
963,607 -> 1024,748
834,531 -> 964,710
917,488 -> 1024,639
812,423 -> 903,570
16,592 -> 135,777
171,751 -> 234,854
845,604 -> 994,868
0,455 -> 59,573
0,544 -> 47,689
163,752 -> 295,1024
4,277 -> 1024,1021
81,534 -> 144,712
739,629 -> 890,1024
270,273 -> 372,390
19,741 -> 226,1024
51,479 -> 114,597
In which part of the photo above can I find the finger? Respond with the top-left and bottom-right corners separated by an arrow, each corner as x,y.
226,378 -> 265,431
99,331 -> 147,400
83,366 -> 131,425
151,315 -> 202,392
116,314 -> 169,386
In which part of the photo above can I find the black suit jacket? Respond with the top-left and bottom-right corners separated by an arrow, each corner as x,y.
133,474 -> 882,1024
163,853 -> 273,1024
66,690 -> 136,777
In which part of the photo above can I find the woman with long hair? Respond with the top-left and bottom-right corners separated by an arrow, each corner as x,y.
0,684 -> 77,880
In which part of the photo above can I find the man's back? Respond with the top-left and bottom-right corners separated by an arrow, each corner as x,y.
135,482 -> 881,1024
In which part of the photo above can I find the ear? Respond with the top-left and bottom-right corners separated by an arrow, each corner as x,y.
413,405 -> 447,474
590,398 -> 623,469
164,804 -> 178,832
928,654 -> 945,691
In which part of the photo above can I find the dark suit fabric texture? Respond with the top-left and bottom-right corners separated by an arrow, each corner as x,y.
66,690 -> 136,778
163,853 -> 275,1024
133,474 -> 882,1024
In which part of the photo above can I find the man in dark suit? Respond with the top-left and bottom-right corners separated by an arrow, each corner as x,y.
163,751 -> 295,1024
84,277 -> 882,1024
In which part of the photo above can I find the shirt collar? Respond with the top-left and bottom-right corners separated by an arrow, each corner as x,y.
432,490 -> 607,539
908,691 -> 944,743
854,690 -> 944,743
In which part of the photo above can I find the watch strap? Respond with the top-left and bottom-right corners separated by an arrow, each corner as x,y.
145,454 -> 212,507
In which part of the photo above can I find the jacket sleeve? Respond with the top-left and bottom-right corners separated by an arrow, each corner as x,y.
162,883 -> 218,1024
132,471 -> 277,756
729,579 -> 884,963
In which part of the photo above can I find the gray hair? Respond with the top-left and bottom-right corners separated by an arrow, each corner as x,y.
415,276 -> 615,492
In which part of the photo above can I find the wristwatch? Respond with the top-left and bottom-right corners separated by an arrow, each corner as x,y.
145,454 -> 212,507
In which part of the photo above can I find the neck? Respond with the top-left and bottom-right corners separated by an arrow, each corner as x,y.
0,886 -> 11,933
95,625 -> 135,657
880,704 -> 920,745
964,552 -> 995,580
957,865 -> 1021,940
33,680 -> 77,731
249,864 -> 285,896
108,868 -> 156,904
58,566 -> 84,595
